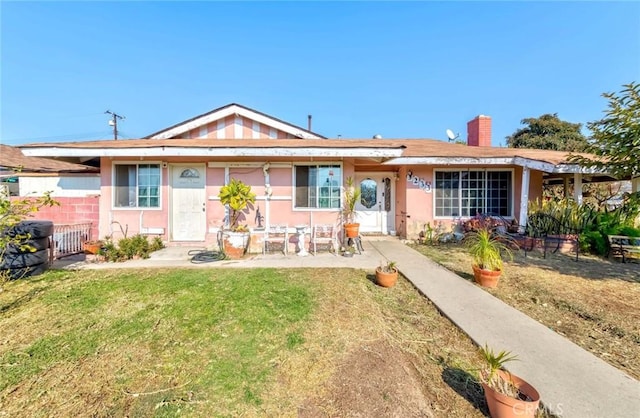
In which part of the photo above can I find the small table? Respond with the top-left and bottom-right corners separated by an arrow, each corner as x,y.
295,225 -> 309,256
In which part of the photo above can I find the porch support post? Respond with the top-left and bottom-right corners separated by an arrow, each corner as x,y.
518,167 -> 530,232
563,177 -> 570,198
263,163 -> 271,228
573,173 -> 583,204
632,177 -> 640,193
223,166 -> 230,228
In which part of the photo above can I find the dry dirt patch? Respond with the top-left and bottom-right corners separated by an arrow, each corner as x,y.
300,340 -> 434,417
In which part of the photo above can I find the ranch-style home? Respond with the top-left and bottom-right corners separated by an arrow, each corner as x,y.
20,103 -> 622,252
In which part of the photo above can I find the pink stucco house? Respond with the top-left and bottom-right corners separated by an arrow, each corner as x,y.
21,103 -> 606,252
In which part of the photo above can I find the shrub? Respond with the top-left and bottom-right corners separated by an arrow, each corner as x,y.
529,195 -> 640,255
580,231 -> 607,256
618,226 -> 640,237
150,236 -> 165,252
101,234 -> 160,262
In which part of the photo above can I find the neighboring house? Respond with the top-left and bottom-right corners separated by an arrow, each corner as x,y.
0,143 -> 100,196
20,103 -> 629,251
0,143 -> 101,241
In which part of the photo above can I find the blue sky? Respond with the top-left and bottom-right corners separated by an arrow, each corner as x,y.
2,1 -> 639,146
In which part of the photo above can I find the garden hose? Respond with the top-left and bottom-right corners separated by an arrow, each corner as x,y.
187,249 -> 226,264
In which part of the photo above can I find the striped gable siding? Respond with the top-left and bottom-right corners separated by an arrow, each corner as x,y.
178,115 -> 294,140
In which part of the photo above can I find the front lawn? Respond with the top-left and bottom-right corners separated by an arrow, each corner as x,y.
411,243 -> 640,380
1,268 -> 492,417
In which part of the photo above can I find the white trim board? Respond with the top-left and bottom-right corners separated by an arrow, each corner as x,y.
388,156 -> 602,175
23,147 -> 404,158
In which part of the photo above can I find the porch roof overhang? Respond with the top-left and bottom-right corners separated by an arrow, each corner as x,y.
384,156 -> 604,175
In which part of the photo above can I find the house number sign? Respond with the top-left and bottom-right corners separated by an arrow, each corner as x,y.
406,171 -> 432,193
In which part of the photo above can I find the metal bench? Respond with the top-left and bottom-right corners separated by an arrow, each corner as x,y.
607,234 -> 640,263
525,213 -> 582,261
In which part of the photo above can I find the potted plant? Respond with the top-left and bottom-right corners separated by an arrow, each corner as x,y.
342,176 -> 361,238
467,228 -> 513,288
218,178 -> 256,259
83,239 -> 104,255
478,345 -> 540,418
375,260 -> 398,287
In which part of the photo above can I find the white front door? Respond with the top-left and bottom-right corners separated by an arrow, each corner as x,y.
354,173 -> 395,234
170,164 -> 206,241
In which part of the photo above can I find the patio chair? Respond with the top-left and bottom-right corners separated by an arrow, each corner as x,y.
311,224 -> 337,255
263,224 -> 289,255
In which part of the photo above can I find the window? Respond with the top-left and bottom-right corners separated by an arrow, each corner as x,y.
360,178 -> 377,209
114,164 -> 161,208
295,165 -> 341,209
435,170 -> 512,217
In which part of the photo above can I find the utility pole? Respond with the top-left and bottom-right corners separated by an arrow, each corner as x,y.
105,110 -> 125,140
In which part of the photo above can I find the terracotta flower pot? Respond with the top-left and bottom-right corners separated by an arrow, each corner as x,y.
222,231 -> 250,259
344,223 -> 360,238
375,267 -> 398,287
83,241 -> 104,255
482,370 -> 540,418
472,264 -> 502,288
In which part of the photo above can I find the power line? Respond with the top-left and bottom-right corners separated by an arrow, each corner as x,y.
2,131 -> 112,144
105,110 -> 125,140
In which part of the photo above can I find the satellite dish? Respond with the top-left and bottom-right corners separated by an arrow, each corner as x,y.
446,129 -> 456,141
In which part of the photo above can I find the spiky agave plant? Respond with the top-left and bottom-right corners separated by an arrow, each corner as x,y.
479,345 -> 523,399
480,345 -> 518,385
468,228 -> 513,271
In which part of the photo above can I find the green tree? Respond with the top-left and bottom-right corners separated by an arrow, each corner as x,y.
570,82 -> 640,180
506,113 -> 588,152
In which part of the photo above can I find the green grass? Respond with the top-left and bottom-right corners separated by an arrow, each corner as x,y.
0,268 -> 315,416
0,266 -> 499,418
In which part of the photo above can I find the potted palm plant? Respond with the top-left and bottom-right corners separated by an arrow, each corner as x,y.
342,176 -> 361,238
479,345 -> 540,418
375,260 -> 398,287
467,228 -> 513,288
218,178 -> 256,259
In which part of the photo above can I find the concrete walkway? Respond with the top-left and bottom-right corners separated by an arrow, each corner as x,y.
54,238 -> 640,417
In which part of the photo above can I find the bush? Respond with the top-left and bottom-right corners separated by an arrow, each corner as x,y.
150,236 -> 165,252
101,234 -> 162,262
580,231 -> 607,256
617,226 -> 640,237
530,196 -> 640,255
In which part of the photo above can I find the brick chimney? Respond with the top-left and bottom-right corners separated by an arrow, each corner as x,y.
467,115 -> 492,147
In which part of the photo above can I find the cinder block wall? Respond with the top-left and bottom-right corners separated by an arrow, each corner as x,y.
11,196 -> 100,241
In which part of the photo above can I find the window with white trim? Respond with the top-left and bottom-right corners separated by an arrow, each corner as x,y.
114,164 -> 161,208
294,165 -> 342,209
435,170 -> 512,217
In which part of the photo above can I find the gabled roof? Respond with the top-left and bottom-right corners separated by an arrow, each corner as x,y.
144,103 -> 327,140
0,144 -> 98,175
